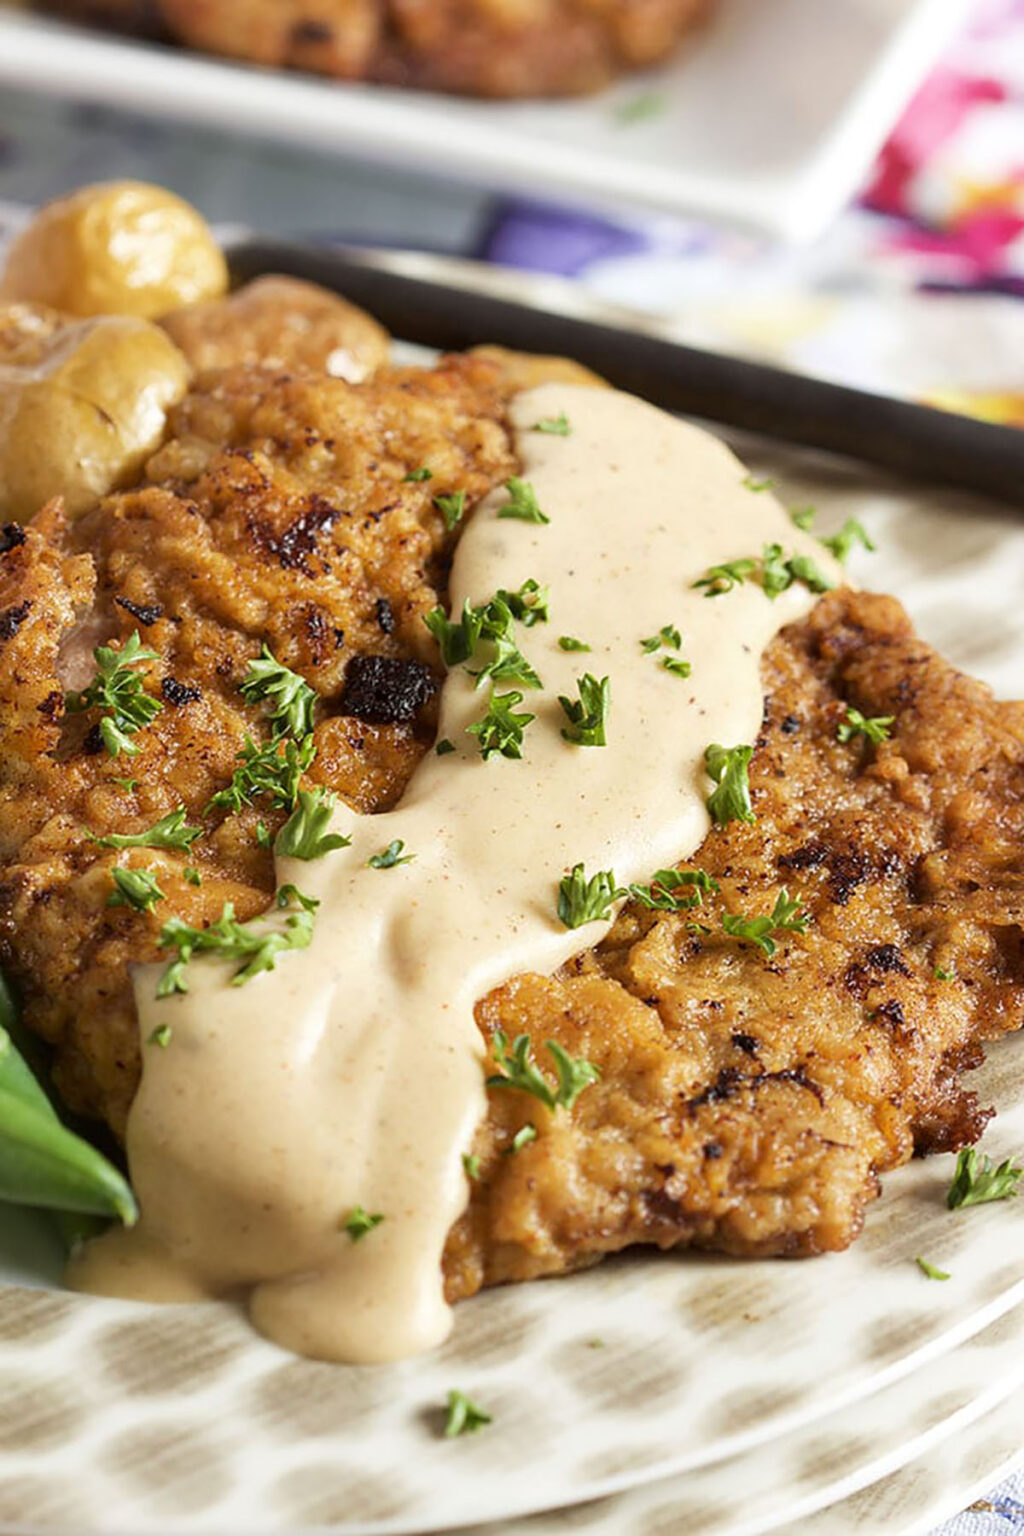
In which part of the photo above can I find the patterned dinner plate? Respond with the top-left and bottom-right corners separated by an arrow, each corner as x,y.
450,1303 -> 1024,1536
0,431 -> 1021,1535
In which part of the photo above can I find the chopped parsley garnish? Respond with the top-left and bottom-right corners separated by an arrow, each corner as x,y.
487,1031 -> 600,1111
692,557 -> 759,598
821,518 -> 876,564
239,645 -> 317,739
916,1257 -> 951,1281
662,656 -> 692,680
147,1024 -> 172,1048
433,490 -> 466,531
614,91 -> 666,125
742,475 -> 774,493
532,412 -> 572,436
424,600 -> 485,668
436,738 -> 456,756
760,543 -> 835,600
184,866 -> 202,887
559,673 -> 610,747
497,477 -> 550,525
557,863 -> 625,929
947,1148 -> 1024,1210
444,1391 -> 492,1438
935,962 -> 956,982
641,624 -> 682,654
790,506 -> 816,531
425,584 -> 545,685
342,1206 -> 385,1242
838,707 -> 895,745
66,631 -> 163,758
404,467 -> 432,483
274,788 -> 351,860
495,579 -> 549,628
91,808 -> 202,851
255,821 -> 271,849
694,546 -> 833,601
558,636 -> 591,653
367,839 -> 414,869
155,887 -> 317,996
205,735 -> 315,815
508,1124 -> 537,1153
107,866 -> 165,913
628,867 -> 720,912
705,743 -> 755,827
462,1153 -> 481,1181
114,777 -> 139,792
721,889 -> 811,957
467,691 -> 535,760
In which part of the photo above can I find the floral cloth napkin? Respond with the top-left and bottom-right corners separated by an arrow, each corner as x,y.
475,0 -> 1024,428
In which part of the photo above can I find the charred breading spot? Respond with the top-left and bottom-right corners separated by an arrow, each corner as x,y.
827,849 -> 875,906
248,496 -> 342,575
780,714 -> 801,734
731,1032 -> 759,1056
338,654 -> 437,725
115,596 -> 163,626
36,689 -> 62,719
292,18 -> 332,42
864,942 -> 911,976
303,605 -> 332,664
703,1141 -> 724,1160
686,1066 -> 746,1110
778,841 -> 828,872
0,523 -> 26,554
0,601 -> 31,641
375,596 -> 395,634
872,999 -> 907,1030
160,677 -> 202,707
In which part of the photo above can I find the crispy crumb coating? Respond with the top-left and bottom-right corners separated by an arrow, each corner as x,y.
0,349 -> 1021,1304
42,0 -> 713,97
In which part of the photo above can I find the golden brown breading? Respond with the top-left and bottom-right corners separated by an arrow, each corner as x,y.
161,276 -> 390,382
0,351 -> 1021,1305
40,0 -> 713,97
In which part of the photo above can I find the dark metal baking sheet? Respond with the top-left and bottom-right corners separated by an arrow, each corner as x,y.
228,239 -> 1024,508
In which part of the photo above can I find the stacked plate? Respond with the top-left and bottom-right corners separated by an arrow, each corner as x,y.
0,410 -> 1021,1536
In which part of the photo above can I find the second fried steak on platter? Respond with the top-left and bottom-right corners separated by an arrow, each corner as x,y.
0,348 -> 1021,1304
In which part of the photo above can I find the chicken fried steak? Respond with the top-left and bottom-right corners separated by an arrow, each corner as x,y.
0,350 -> 1021,1306
41,0 -> 714,97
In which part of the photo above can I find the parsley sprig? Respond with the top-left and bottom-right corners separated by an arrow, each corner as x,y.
434,490 -> 466,531
705,744 -> 755,827
838,707 -> 895,745
274,788 -> 351,860
239,645 -> 317,739
628,868 -> 720,912
641,624 -> 682,654
205,735 -> 315,815
532,412 -> 571,436
497,478 -> 550,524
557,864 -> 625,929
444,1391 -> 492,1438
107,867 -> 165,913
947,1148 -> 1024,1210
821,518 -> 875,564
721,890 -> 810,957
559,674 -> 610,747
367,840 -> 414,869
425,583 -> 546,687
66,632 -> 163,758
155,887 -> 317,996
91,808 -> 202,851
694,545 -> 833,601
487,1031 -> 600,1111
343,1206 -> 385,1241
467,691 -> 536,760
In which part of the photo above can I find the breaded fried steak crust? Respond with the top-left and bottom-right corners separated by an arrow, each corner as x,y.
42,0 -> 713,97
0,354 -> 1021,1302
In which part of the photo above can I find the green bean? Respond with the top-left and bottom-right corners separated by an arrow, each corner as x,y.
0,972 -> 137,1225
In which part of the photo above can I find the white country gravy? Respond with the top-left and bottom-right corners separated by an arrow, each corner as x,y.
70,383 -> 839,1363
